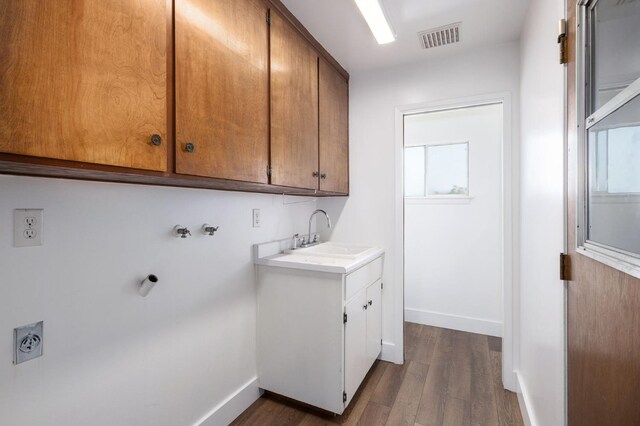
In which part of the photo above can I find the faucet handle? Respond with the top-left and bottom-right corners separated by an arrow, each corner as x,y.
173,225 -> 191,238
202,224 -> 219,236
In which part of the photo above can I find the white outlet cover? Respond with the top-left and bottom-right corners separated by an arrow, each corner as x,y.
14,209 -> 43,247
253,209 -> 261,228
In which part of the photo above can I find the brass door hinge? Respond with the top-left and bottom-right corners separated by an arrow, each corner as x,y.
558,19 -> 568,65
560,253 -> 572,281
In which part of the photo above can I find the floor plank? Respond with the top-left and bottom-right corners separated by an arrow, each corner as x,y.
232,322 -> 523,426
443,396 -> 471,426
490,351 -> 523,426
357,401 -> 391,426
369,362 -> 409,407
385,361 -> 429,425
414,329 -> 452,426
470,372 -> 499,426
447,330 -> 472,400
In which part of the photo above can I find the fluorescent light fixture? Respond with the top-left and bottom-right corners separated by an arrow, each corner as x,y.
354,0 -> 396,44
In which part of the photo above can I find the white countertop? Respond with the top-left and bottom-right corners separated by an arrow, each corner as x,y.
254,241 -> 384,274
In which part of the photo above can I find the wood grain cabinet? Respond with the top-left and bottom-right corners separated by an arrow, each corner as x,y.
0,1 -> 349,195
269,10 -> 319,190
0,0 -> 168,171
175,0 -> 269,183
319,60 -> 349,194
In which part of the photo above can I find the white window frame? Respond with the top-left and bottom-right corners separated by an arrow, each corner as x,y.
576,0 -> 640,278
403,141 -> 470,201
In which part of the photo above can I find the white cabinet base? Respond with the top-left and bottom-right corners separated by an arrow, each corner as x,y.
257,255 -> 383,414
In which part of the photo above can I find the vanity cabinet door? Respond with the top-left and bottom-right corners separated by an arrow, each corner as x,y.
269,10 -> 319,190
344,288 -> 368,406
175,0 -> 269,182
365,280 -> 382,365
319,59 -> 349,194
0,0 -> 168,171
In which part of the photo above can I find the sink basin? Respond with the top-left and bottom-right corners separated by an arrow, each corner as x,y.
285,242 -> 375,259
255,241 -> 384,274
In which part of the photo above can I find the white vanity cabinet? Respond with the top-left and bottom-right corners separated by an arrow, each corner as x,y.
256,250 -> 383,414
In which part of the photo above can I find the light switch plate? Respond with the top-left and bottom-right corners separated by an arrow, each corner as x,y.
253,209 -> 261,228
14,209 -> 43,247
14,321 -> 44,365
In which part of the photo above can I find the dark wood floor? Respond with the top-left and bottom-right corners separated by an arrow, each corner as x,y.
231,322 -> 523,426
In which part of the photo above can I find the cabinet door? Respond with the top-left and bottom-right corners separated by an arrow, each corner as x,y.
0,0 -> 167,171
175,0 -> 269,183
344,288 -> 368,406
270,11 -> 319,189
366,280 -> 382,365
319,60 -> 349,194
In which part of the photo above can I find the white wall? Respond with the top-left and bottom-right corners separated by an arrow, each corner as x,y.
517,0 -> 566,424
404,104 -> 504,337
0,175 -> 317,426
318,41 -> 521,364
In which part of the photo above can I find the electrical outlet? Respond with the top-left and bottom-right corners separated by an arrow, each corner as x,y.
253,209 -> 261,228
14,321 -> 44,364
14,209 -> 43,247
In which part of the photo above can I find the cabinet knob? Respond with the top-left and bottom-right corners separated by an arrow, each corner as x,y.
320,173 -> 327,179
185,142 -> 195,153
312,171 -> 319,178
151,134 -> 162,146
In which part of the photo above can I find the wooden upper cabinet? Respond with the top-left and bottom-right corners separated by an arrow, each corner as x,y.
270,11 -> 319,190
319,60 -> 349,194
0,0 -> 168,171
175,0 -> 269,183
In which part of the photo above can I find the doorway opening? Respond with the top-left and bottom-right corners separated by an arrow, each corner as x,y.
394,93 -> 515,391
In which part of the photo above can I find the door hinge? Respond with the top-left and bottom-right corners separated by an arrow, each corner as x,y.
381,282 -> 383,290
343,313 -> 347,324
266,10 -> 271,26
560,253 -> 572,281
266,165 -> 272,177
343,392 -> 347,403
557,18 -> 568,65
380,339 -> 383,346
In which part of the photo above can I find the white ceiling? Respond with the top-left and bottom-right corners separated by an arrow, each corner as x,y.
281,0 -> 530,73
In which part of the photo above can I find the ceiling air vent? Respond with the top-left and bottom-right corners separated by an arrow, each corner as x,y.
418,22 -> 462,49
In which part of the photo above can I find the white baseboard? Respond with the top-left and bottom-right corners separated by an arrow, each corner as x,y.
515,372 -> 535,426
405,308 -> 502,337
196,377 -> 262,426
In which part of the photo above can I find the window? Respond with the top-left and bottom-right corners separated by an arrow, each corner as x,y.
579,0 -> 640,267
404,142 -> 469,198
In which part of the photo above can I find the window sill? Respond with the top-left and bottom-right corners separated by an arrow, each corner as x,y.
577,243 -> 640,280
405,196 -> 474,205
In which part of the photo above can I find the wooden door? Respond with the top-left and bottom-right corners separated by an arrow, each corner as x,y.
270,11 -> 319,190
365,280 -> 382,365
175,0 -> 269,183
0,0 -> 167,171
319,59 -> 349,194
566,2 -> 640,425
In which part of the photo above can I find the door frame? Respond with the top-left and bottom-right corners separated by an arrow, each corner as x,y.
394,92 -> 517,390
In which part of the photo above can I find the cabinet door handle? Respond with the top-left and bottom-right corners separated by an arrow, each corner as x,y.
320,173 -> 327,179
185,142 -> 195,153
363,304 -> 368,310
312,171 -> 319,178
151,134 -> 162,146
368,300 -> 372,306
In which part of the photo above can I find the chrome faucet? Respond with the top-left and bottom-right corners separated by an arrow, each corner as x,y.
303,209 -> 331,247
